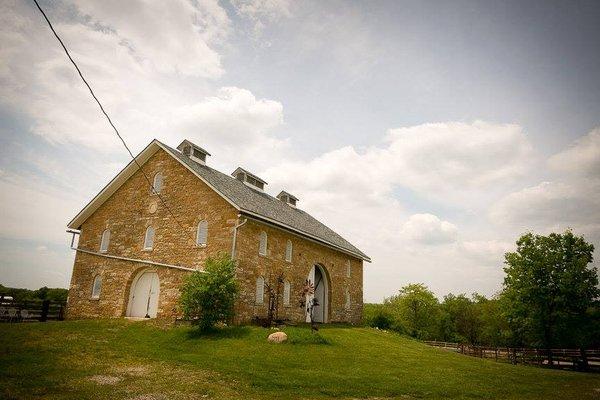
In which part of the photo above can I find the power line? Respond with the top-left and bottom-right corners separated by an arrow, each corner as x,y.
32,0 -> 188,234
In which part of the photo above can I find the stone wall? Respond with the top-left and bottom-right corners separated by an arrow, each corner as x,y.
67,147 -> 364,324
234,219 -> 363,324
67,149 -> 238,319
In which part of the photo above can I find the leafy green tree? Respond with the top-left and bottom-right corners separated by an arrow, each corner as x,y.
439,293 -> 482,344
385,283 -> 439,339
179,254 -> 239,331
503,230 -> 599,349
476,294 -> 511,347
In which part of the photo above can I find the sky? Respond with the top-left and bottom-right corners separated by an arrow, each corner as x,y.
1,0 -> 599,302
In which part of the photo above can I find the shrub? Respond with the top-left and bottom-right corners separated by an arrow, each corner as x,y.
179,254 -> 238,331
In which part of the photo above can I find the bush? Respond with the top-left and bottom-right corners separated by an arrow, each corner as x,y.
179,254 -> 238,331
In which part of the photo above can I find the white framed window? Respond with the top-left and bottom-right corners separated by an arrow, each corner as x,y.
152,172 -> 163,194
283,281 -> 291,306
346,259 -> 351,278
285,240 -> 293,262
99,229 -> 110,253
255,276 -> 265,304
345,288 -> 351,310
196,220 -> 208,246
259,231 -> 267,256
91,275 -> 102,299
144,226 -> 155,250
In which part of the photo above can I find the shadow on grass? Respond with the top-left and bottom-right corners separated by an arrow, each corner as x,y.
186,325 -> 251,340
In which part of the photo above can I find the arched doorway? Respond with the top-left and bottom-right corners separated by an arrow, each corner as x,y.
126,270 -> 160,318
306,264 -> 329,323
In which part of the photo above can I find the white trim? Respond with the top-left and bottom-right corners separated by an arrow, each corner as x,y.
91,274 -> 102,299
196,220 -> 208,246
242,180 -> 264,192
259,231 -> 268,256
152,172 -> 163,194
126,269 -> 160,318
99,229 -> 110,253
255,276 -> 265,304
283,280 -> 291,306
143,226 -> 155,250
285,239 -> 293,262
72,247 -> 198,272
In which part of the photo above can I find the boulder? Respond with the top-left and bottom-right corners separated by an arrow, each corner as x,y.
267,331 -> 288,343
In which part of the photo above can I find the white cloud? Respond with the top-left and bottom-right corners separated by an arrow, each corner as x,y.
383,121 -> 533,198
459,240 -> 513,264
231,0 -> 292,23
170,86 -> 286,170
266,121 -> 534,207
490,128 -> 600,245
0,0 -> 231,149
548,127 -> 600,177
0,171 -> 84,245
490,180 -> 600,236
73,0 -> 230,78
400,213 -> 458,245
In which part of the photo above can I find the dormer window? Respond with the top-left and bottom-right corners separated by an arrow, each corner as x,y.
277,191 -> 298,207
176,140 -> 211,165
231,167 -> 267,192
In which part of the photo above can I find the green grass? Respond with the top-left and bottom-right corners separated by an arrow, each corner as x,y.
1,320 -> 598,399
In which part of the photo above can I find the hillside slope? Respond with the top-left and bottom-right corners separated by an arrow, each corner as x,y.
1,320 -> 598,399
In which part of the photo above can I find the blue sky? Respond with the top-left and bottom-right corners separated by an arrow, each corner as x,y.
1,0 -> 599,301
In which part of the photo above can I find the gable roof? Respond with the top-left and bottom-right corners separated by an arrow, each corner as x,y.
68,139 -> 370,262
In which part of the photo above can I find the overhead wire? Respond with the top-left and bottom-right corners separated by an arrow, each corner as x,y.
32,0 -> 190,235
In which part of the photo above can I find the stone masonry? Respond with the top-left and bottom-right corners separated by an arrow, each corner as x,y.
67,147 -> 364,324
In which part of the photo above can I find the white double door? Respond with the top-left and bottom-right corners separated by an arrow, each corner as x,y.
127,271 -> 160,318
306,265 -> 327,323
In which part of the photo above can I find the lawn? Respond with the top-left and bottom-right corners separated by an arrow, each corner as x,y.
0,320 -> 598,399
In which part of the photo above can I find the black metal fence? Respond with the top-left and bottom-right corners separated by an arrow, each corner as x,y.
0,295 -> 65,322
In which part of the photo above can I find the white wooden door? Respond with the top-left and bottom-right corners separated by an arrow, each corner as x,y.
305,266 -> 315,322
313,268 -> 325,323
127,272 -> 159,318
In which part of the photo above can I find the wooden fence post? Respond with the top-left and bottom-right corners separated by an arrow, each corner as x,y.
58,304 -> 65,321
40,300 -> 50,322
580,348 -> 589,371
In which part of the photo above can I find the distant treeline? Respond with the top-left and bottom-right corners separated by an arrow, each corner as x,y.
364,230 -> 600,350
0,284 -> 68,303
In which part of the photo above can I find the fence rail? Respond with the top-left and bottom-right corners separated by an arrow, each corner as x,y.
0,296 -> 65,322
424,341 -> 600,372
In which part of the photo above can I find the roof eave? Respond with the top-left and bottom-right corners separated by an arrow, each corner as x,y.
67,139 -> 162,230
239,209 -> 371,262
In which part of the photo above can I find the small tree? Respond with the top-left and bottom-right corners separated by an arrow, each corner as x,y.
179,254 -> 238,331
264,273 -> 284,326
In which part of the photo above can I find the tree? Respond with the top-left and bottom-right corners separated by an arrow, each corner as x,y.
503,230 -> 599,350
476,293 -> 511,347
439,293 -> 483,344
179,254 -> 238,331
385,283 -> 439,339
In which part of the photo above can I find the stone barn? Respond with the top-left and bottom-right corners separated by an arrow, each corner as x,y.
66,139 -> 370,324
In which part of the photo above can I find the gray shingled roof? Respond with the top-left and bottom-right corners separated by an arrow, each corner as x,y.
160,142 -> 370,261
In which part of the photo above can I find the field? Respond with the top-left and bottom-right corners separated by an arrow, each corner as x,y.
1,320 -> 599,399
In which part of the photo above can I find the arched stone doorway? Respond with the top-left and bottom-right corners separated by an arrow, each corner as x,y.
126,269 -> 160,318
306,264 -> 329,323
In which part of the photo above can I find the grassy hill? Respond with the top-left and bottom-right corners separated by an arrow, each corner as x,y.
1,320 -> 598,399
